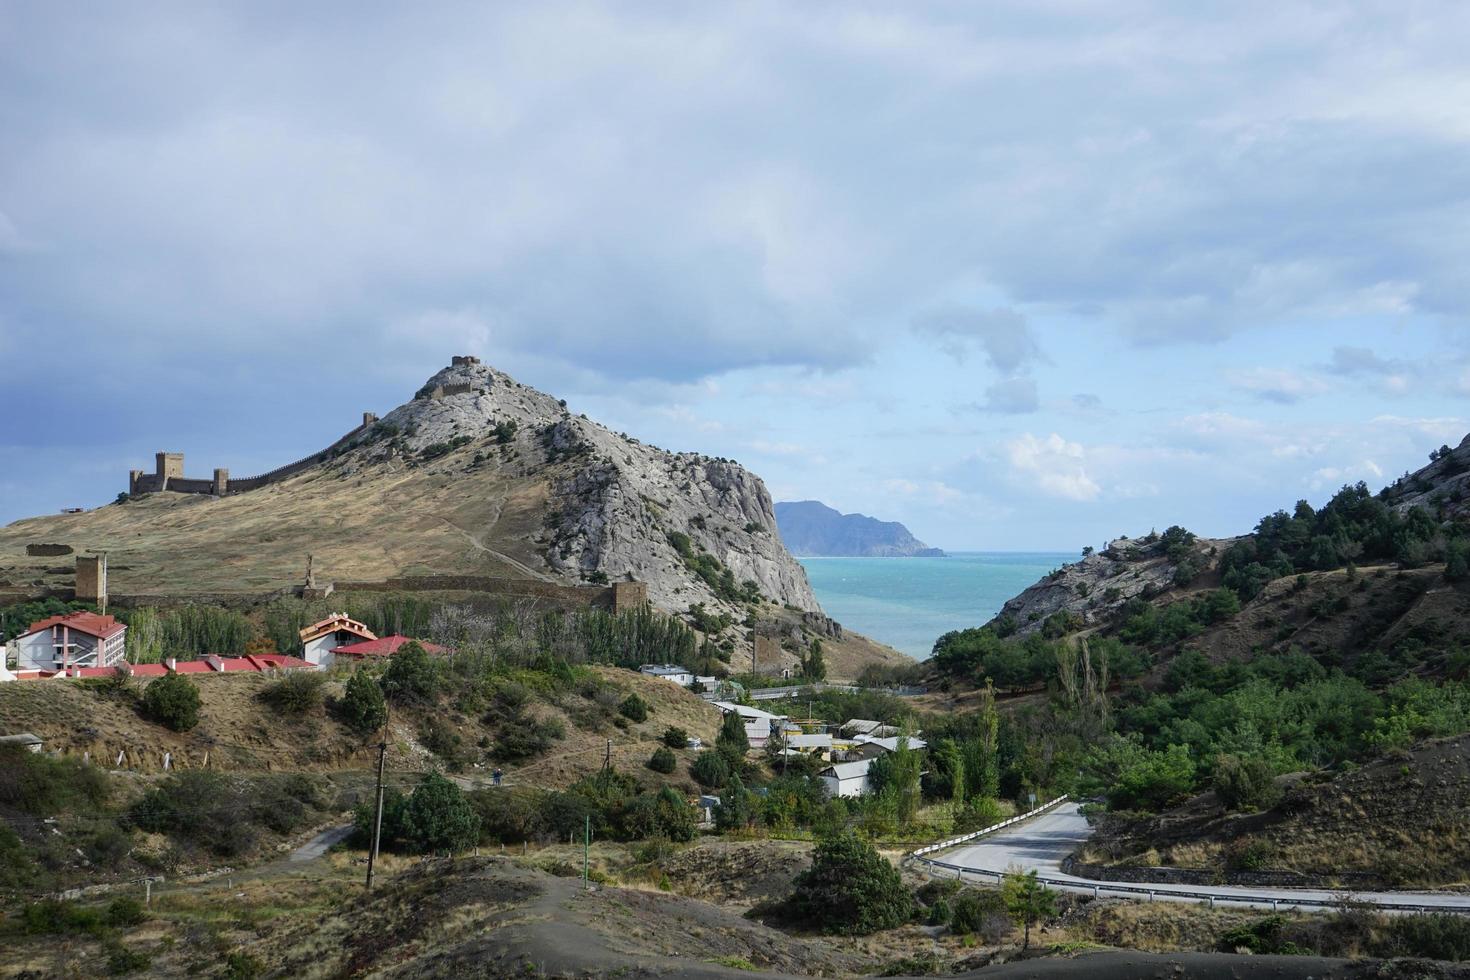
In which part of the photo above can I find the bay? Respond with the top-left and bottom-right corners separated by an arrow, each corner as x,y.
798,551 -> 1075,660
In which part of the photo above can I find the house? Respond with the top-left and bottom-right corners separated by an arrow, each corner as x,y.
840,719 -> 898,739
128,654 -> 315,677
638,664 -> 694,686
298,613 -> 377,668
710,700 -> 786,748
820,759 -> 874,798
853,734 -> 927,756
782,732 -> 834,756
331,635 -> 447,662
14,612 -> 127,672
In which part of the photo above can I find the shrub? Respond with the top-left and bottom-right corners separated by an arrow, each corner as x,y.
714,775 -> 753,832
788,832 -> 913,935
619,693 -> 649,723
1378,913 -> 1470,961
400,772 -> 480,854
647,746 -> 677,774
381,640 -> 440,704
142,672 -> 201,732
950,888 -> 1007,937
0,744 -> 111,814
337,670 -> 388,735
1213,754 -> 1281,811
716,711 -> 749,762
691,750 -> 731,788
1001,869 -> 1057,950
262,670 -> 326,714
927,898 -> 952,926
662,726 -> 690,749
105,895 -> 149,927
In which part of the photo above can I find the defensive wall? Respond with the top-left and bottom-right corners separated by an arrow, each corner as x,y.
332,575 -> 648,614
128,412 -> 380,498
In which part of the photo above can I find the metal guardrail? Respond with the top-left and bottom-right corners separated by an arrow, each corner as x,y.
905,796 -> 1470,915
744,682 -> 928,701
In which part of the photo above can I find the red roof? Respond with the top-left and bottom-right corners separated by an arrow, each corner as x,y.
331,635 -> 446,658
23,611 -> 126,641
8,654 -> 317,683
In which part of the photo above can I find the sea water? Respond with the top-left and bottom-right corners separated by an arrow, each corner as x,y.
797,552 -> 1075,660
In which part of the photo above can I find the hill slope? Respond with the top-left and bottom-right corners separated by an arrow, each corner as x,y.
775,500 -> 944,557
0,359 -> 816,619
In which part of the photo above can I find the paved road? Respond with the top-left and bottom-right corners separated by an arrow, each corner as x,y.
935,802 -> 1470,912
289,824 -> 354,863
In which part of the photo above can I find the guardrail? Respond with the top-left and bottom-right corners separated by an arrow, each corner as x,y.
744,682 -> 929,702
905,797 -> 1470,915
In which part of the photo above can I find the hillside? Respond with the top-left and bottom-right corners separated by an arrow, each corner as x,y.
0,358 -> 816,619
775,500 -> 944,557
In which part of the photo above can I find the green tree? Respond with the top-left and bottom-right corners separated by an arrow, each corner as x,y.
1212,753 -> 1280,811
618,693 -> 649,722
647,746 -> 677,774
691,749 -> 731,788
788,832 -> 913,935
801,639 -> 827,682
716,710 -> 750,762
1001,869 -> 1057,950
715,774 -> 753,831
338,669 -> 388,735
661,726 -> 689,749
380,640 -> 439,704
142,672 -> 201,732
401,772 -> 480,854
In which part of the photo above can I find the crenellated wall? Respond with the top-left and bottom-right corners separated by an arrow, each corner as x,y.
127,412 -> 379,499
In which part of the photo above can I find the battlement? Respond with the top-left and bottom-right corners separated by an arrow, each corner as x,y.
127,411 -> 379,499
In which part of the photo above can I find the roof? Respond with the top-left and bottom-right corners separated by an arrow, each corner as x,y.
710,700 -> 783,721
119,655 -> 315,678
22,611 -> 126,642
299,613 -> 377,645
784,733 -> 833,748
841,719 -> 887,736
638,664 -> 691,676
820,760 -> 873,780
0,733 -> 43,746
855,734 -> 928,753
332,635 -> 446,658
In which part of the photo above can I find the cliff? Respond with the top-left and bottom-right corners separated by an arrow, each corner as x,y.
773,500 -> 944,558
0,359 -> 824,621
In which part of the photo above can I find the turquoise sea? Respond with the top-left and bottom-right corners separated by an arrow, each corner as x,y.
797,552 -> 1075,660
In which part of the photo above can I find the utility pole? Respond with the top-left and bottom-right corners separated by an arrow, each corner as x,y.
603,738 -> 611,772
366,728 -> 388,890
583,814 -> 590,890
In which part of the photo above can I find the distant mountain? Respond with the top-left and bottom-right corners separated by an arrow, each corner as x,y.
774,500 -> 945,558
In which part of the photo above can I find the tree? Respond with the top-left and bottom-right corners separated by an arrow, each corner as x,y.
714,774 -> 752,831
1001,869 -> 1057,950
1213,753 -> 1280,811
647,746 -> 677,774
661,726 -> 689,749
788,832 -> 912,935
618,693 -> 649,722
867,732 -> 922,828
142,672 -> 200,732
380,640 -> 439,704
800,639 -> 827,683
716,710 -> 749,762
401,772 -> 480,854
338,670 -> 388,735
691,749 -> 731,788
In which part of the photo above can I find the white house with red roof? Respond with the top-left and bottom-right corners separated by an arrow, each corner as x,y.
330,635 -> 446,662
298,613 -> 377,668
14,611 -> 127,672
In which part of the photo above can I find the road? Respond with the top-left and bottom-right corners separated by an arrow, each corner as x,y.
932,802 -> 1470,912
289,823 -> 354,863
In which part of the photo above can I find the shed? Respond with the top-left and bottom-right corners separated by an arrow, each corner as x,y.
819,759 -> 873,798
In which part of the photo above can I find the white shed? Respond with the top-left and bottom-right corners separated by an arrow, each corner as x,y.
638,664 -> 694,686
820,759 -> 873,798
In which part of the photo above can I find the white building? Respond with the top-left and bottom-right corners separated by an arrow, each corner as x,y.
14,612 -> 127,672
819,759 -> 874,798
298,613 -> 377,668
638,664 -> 694,686
710,700 -> 786,749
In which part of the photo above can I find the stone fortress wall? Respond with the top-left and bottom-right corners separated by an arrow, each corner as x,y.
128,411 -> 380,498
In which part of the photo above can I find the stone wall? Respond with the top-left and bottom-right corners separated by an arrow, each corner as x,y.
333,574 -> 626,609
25,544 -> 73,557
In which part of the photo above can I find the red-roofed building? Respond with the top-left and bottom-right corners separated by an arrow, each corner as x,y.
298,613 -> 377,668
331,635 -> 446,661
14,611 -> 128,672
6,653 -> 317,683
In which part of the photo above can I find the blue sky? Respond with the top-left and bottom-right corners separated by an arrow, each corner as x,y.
3,3 -> 1469,549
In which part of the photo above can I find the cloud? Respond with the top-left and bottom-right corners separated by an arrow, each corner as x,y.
976,376 -> 1040,414
911,306 -> 1041,371
1006,433 -> 1101,502
1327,345 -> 1403,377
1227,367 -> 1331,404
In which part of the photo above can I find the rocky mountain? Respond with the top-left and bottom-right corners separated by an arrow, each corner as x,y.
774,500 -> 944,558
0,358 -> 824,620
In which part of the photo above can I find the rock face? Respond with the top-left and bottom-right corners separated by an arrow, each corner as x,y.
990,535 -> 1228,636
369,360 -> 819,615
1380,432 -> 1470,520
773,500 -> 944,557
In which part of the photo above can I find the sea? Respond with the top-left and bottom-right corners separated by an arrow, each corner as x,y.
797,552 -> 1076,660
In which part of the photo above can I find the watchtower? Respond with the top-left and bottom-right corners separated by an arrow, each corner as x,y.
156,452 -> 184,486
75,554 -> 108,612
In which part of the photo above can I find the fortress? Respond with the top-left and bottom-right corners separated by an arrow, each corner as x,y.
128,411 -> 380,498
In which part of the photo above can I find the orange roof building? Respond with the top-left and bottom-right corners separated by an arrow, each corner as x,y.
298,613 -> 377,668
15,611 -> 128,673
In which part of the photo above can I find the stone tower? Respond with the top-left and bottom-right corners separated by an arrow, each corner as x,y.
76,554 -> 107,612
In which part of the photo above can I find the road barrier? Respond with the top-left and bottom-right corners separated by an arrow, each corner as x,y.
741,682 -> 928,702
905,797 -> 1470,915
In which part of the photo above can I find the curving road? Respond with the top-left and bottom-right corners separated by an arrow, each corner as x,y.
932,802 -> 1470,913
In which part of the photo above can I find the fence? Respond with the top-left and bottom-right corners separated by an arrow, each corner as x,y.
905,796 -> 1470,915
745,682 -> 928,702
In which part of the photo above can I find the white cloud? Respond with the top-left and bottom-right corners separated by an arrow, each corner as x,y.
1006,432 -> 1101,502
911,307 -> 1041,371
1226,367 -> 1331,404
977,376 -> 1040,414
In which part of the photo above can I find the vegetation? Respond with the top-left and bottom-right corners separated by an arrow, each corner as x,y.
354,771 -> 480,855
337,669 -> 388,735
1001,869 -> 1057,950
647,746 -> 677,773
142,672 -> 201,732
261,670 -> 327,714
787,832 -> 913,935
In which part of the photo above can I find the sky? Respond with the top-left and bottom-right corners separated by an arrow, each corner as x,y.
3,2 -> 1470,550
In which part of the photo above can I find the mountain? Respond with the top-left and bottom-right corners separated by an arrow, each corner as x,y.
0,358 -> 824,618
774,500 -> 944,558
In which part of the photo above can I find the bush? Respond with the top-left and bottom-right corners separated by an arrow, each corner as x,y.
1213,753 -> 1281,811
337,669 -> 388,735
662,726 -> 690,749
927,898 -> 952,926
262,670 -> 326,715
788,832 -> 913,935
619,693 -> 649,723
691,750 -> 731,788
950,889 -> 1007,938
142,672 -> 201,731
381,640 -> 440,704
105,895 -> 149,927
1377,913 -> 1470,961
0,744 -> 111,814
401,772 -> 480,854
647,746 -> 677,774
716,711 -> 749,762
